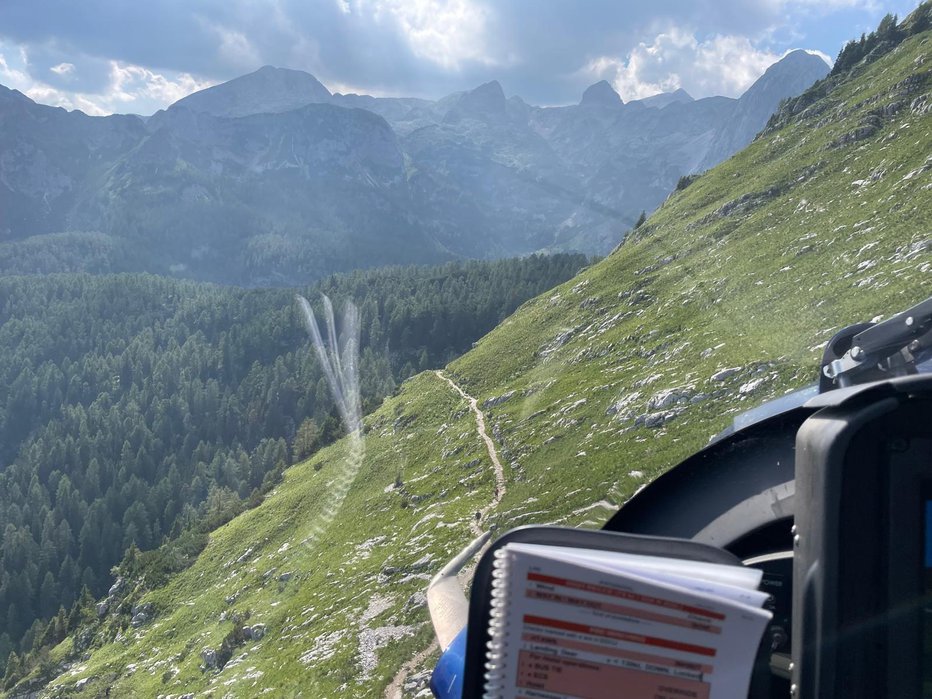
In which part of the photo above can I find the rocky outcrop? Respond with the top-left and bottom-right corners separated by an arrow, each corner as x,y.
168,65 -> 332,118
699,50 -> 830,169
482,391 -> 516,409
130,602 -> 154,628
711,367 -> 742,382
201,648 -> 218,670
244,624 -> 267,641
580,81 -> 623,108
379,555 -> 433,582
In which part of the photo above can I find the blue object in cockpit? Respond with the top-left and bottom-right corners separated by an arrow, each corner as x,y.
429,626 -> 467,699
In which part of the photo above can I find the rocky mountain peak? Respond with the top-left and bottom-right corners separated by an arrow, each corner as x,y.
741,50 -> 830,104
580,80 -> 623,107
0,82 -> 34,106
695,49 -> 829,171
636,88 -> 694,109
447,80 -> 507,120
168,65 -> 333,118
0,44 -> 837,276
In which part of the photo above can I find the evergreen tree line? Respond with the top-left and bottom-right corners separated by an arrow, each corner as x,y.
832,10 -> 929,76
0,253 -> 586,672
766,6 -> 931,134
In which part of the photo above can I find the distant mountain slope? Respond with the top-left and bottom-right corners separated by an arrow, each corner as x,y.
397,51 -> 829,255
634,87 -> 694,109
698,49 -> 832,169
0,84 -> 146,238
90,102 -> 445,284
0,55 -> 826,284
579,80 -> 624,107
330,92 -> 432,123
30,7 -> 931,698
167,65 -> 332,117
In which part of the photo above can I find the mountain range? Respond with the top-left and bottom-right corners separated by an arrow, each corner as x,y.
10,6 -> 930,697
0,51 -> 829,285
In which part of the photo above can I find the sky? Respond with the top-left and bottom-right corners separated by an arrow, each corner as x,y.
0,0 -> 924,116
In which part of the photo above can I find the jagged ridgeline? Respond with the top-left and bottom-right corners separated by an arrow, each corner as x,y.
9,7 -> 932,699
0,35 -> 829,287
0,253 -> 586,690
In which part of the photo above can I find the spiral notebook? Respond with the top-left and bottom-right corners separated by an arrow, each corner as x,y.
483,543 -> 772,699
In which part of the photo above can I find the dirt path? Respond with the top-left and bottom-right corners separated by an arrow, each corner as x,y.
385,372 -> 506,697
383,639 -> 438,699
383,373 -> 507,697
435,371 -> 507,535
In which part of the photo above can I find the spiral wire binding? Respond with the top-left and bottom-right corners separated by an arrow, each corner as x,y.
484,547 -> 512,696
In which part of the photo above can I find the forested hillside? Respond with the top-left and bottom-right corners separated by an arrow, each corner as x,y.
0,253 -> 585,676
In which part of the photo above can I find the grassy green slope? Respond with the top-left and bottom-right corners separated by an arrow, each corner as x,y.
35,19 -> 932,699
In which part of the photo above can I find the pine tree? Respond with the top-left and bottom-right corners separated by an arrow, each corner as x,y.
2,650 -> 21,690
38,571 -> 58,619
0,634 -> 11,676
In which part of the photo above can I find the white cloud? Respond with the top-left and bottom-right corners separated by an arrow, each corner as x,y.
1,37 -> 215,115
213,27 -> 263,70
106,62 -> 214,107
2,48 -> 214,116
804,48 -> 834,66
692,34 -> 783,94
50,62 -> 75,76
22,84 -> 111,116
0,51 -> 31,88
583,26 -> 784,101
361,0 -> 497,70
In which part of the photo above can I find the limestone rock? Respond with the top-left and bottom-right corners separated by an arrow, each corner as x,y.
201,648 -> 218,670
244,623 -> 267,641
739,378 -> 765,395
107,577 -> 125,598
482,391 -> 516,409
130,601 -> 153,627
711,367 -> 741,382
647,387 -> 693,410
634,410 -> 681,429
